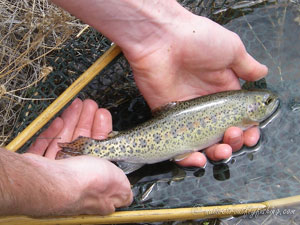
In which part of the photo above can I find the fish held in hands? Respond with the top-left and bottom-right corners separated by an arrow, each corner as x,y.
57,90 -> 279,174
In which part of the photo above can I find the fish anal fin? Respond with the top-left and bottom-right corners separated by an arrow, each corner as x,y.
152,102 -> 177,117
117,162 -> 144,174
173,152 -> 192,161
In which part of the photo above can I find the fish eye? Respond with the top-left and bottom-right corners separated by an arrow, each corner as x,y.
265,97 -> 273,105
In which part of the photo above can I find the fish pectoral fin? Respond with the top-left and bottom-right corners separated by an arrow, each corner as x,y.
173,152 -> 192,161
242,118 -> 260,127
108,131 -> 119,138
152,102 -> 177,117
116,162 -> 145,174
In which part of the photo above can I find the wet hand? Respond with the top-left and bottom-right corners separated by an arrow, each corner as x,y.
122,14 -> 267,167
27,98 -> 114,158
26,99 -> 132,215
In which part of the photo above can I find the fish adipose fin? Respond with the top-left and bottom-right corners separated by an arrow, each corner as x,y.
56,136 -> 90,159
152,102 -> 177,117
117,162 -> 145,174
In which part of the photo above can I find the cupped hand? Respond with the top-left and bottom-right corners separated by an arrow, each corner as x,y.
26,98 -> 132,215
122,14 -> 267,167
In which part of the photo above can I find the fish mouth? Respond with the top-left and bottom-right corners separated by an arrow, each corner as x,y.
260,98 -> 280,127
271,98 -> 280,115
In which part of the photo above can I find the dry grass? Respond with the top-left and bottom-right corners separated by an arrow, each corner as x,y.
0,0 -> 85,146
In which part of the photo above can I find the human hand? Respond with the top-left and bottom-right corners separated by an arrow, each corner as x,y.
50,0 -> 265,168
122,12 -> 267,167
26,99 -> 132,215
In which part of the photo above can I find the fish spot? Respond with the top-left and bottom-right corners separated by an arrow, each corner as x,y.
200,119 -> 206,128
103,152 -> 110,157
109,147 -> 115,153
211,115 -> 217,123
171,129 -> 178,138
120,145 -> 126,152
187,121 -> 194,129
152,124 -> 159,129
179,123 -> 185,128
139,138 -> 147,148
124,137 -> 131,144
153,133 -> 161,144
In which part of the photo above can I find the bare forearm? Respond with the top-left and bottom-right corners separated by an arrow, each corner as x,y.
0,148 -> 71,216
50,0 -> 185,60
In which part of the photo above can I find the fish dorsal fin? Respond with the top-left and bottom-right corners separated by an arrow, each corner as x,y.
108,131 -> 119,138
116,162 -> 145,174
152,102 -> 177,117
242,78 -> 267,90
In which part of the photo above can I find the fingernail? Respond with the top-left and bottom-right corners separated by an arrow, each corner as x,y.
70,98 -> 82,109
71,98 -> 80,105
96,135 -> 107,140
201,161 -> 207,169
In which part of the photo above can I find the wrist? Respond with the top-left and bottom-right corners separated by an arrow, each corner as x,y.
16,154 -> 80,216
51,0 -> 187,61
113,0 -> 186,61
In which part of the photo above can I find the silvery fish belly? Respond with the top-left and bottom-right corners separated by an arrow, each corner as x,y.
57,90 -> 279,174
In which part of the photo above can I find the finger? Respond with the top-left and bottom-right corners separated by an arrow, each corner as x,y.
112,191 -> 133,209
72,99 -> 98,140
111,178 -> 133,208
27,117 -> 63,155
45,98 -> 83,159
223,127 -> 244,152
205,144 -> 232,161
92,108 -> 113,140
175,152 -> 207,168
243,126 -> 260,147
98,202 -> 115,216
232,51 -> 268,81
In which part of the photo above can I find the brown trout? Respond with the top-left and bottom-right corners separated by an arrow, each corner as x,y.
57,90 -> 279,173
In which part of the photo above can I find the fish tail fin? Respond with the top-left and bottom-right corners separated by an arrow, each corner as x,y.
56,136 -> 91,159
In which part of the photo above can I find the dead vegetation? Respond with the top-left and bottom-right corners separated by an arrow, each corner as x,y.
0,0 -> 85,146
